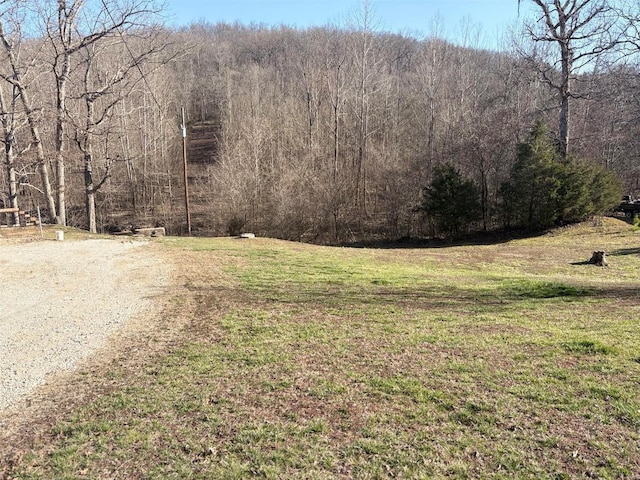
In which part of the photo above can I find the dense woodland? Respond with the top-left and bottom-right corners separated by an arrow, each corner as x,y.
1,0 -> 640,242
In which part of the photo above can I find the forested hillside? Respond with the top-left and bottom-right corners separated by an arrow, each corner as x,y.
1,0 -> 639,241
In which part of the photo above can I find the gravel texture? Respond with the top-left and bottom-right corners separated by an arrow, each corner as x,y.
0,238 -> 170,411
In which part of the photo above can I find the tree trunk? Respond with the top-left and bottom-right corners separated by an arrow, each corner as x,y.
22,100 -> 57,223
85,149 -> 97,233
331,63 -> 342,182
559,43 -> 572,159
83,97 -> 97,234
55,57 -> 71,226
0,84 -> 20,225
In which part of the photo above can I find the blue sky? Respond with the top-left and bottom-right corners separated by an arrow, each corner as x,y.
164,0 -> 534,49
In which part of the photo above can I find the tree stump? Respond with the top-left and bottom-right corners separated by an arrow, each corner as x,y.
588,251 -> 608,267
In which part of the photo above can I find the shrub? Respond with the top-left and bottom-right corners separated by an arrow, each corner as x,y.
227,215 -> 246,236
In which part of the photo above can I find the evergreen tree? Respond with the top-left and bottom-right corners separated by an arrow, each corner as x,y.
501,122 -> 563,229
585,163 -> 622,215
500,122 -> 622,230
420,163 -> 482,237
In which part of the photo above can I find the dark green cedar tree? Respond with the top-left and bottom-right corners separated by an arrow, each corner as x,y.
420,163 -> 482,237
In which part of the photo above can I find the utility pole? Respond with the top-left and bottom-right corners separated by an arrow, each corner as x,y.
181,107 -> 192,235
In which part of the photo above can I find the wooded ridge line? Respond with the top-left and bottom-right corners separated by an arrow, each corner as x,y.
1,1 -> 638,242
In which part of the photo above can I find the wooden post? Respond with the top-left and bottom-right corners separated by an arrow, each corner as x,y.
181,107 -> 192,236
37,206 -> 43,238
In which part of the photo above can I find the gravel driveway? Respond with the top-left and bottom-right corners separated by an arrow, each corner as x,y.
0,238 -> 170,411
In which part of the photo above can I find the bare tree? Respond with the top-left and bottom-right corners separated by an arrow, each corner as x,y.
72,27 -> 173,233
518,0 -> 622,158
42,0 -> 163,225
0,2 -> 57,222
348,0 -> 383,217
73,42 -> 125,233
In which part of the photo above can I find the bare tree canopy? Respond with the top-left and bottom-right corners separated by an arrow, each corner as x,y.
44,0 -> 164,225
518,0 -> 624,158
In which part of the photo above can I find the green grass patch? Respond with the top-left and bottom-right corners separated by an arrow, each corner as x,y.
563,339 -> 615,355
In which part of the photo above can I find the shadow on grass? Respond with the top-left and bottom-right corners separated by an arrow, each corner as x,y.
590,285 -> 640,300
237,279 -> 598,312
237,270 -> 638,310
338,229 -> 547,250
569,260 -> 593,266
610,247 -> 640,256
501,280 -> 592,299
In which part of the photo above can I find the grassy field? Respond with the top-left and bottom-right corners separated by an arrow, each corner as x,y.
2,218 -> 640,479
